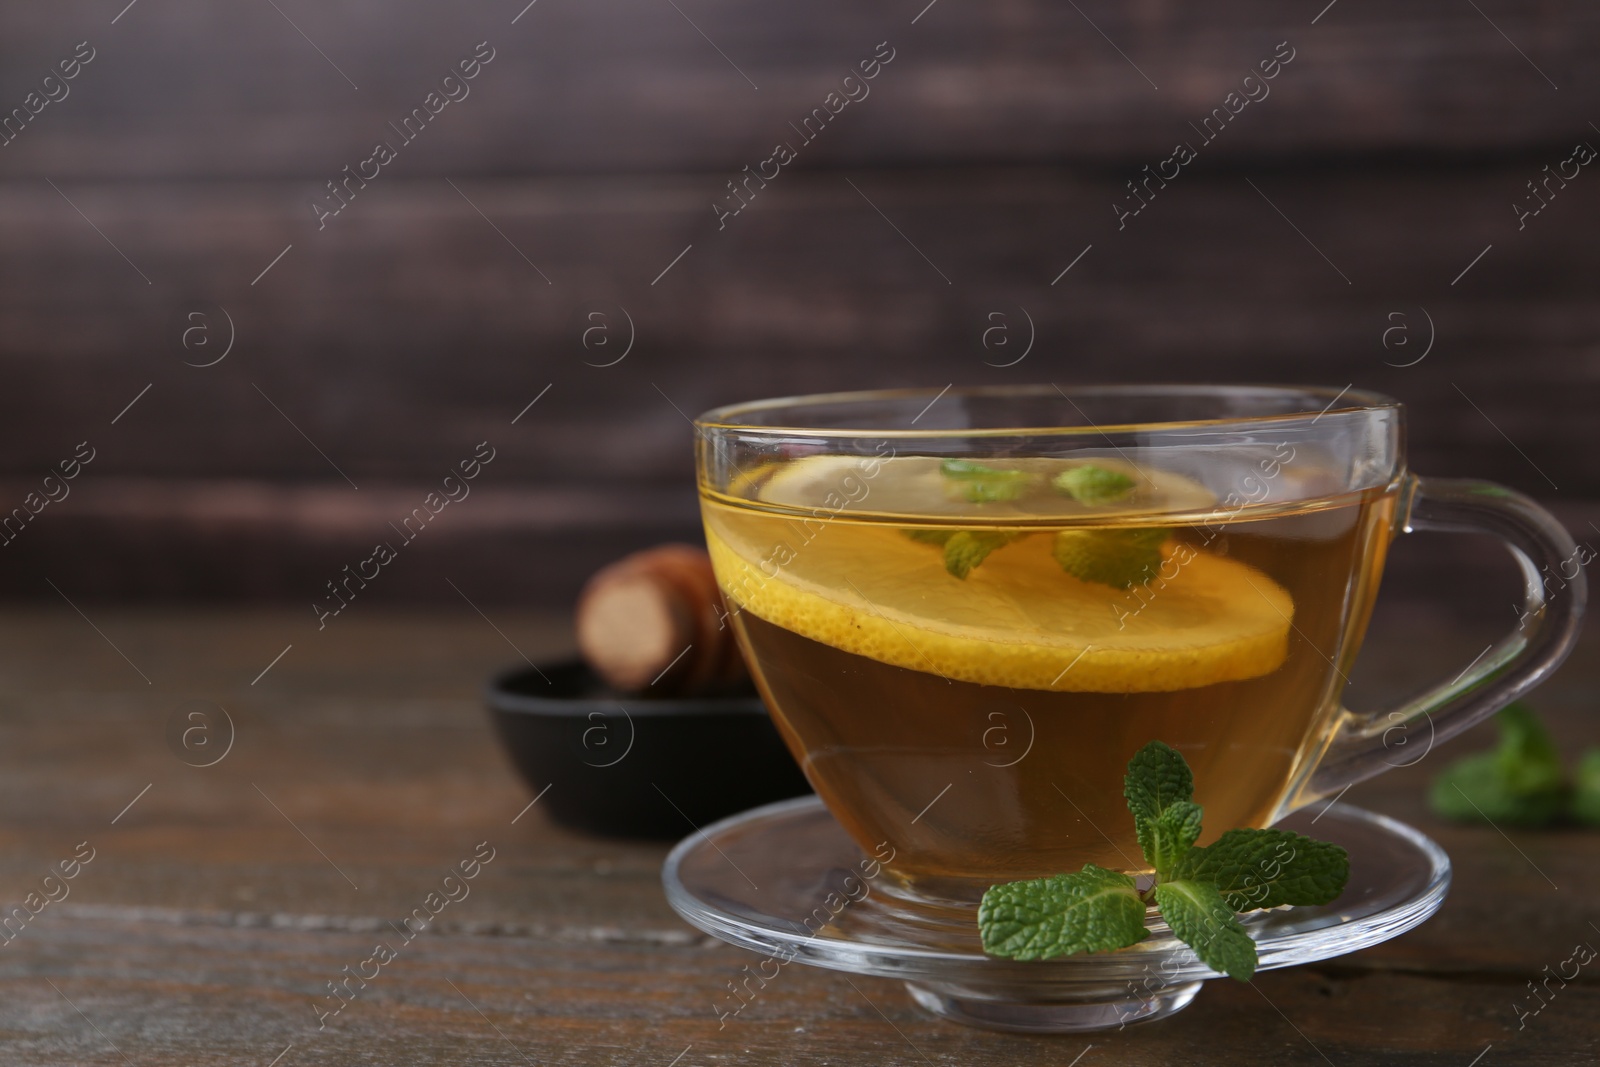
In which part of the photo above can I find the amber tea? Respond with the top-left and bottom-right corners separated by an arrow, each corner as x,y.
702,452 -> 1398,893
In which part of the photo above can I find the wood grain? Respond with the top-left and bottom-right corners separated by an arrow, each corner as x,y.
0,606 -> 1593,1063
1,159 -> 1595,601
0,0 -> 1596,179
0,165 -> 1595,488
2,1 -> 1597,602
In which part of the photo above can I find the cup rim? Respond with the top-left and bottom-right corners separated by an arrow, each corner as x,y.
694,383 -> 1400,438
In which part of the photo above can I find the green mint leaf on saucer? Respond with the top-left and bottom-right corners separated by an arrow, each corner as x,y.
1052,527 -> 1169,588
977,865 -> 1148,961
1571,750 -> 1600,826
1053,464 -> 1135,506
1126,741 -> 1202,879
900,529 -> 1022,579
1429,703 -> 1570,826
1153,880 -> 1257,981
1174,827 -> 1349,911
939,459 -> 1031,503
1124,739 -> 1195,822
1138,801 -> 1203,882
980,740 -> 1351,981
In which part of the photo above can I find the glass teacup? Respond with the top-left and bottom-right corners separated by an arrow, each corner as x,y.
694,385 -> 1585,903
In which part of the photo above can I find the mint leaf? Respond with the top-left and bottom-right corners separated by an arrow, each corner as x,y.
1429,703 -> 1569,826
979,738 -> 1347,981
1155,880 -> 1257,981
1053,464 -> 1135,506
1494,702 -> 1565,794
939,459 -> 1031,503
940,459 -> 1010,479
1175,828 -> 1349,911
1127,741 -> 1202,878
943,531 -> 1019,579
1124,740 -> 1195,824
1052,527 -> 1168,588
1572,750 -> 1600,826
900,528 -> 1022,578
978,865 -> 1148,961
1138,801 -> 1203,882
1429,752 -> 1567,826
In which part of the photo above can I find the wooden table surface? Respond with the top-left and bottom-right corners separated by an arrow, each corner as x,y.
0,601 -> 1594,1066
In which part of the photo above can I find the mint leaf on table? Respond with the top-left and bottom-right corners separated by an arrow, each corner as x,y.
978,740 -> 1351,981
1429,753 -> 1566,825
1153,880 -> 1257,981
976,865 -> 1148,961
1052,527 -> 1169,588
1493,702 -> 1566,794
1572,750 -> 1600,826
1429,703 -> 1570,826
900,529 -> 1021,579
1175,828 -> 1350,912
939,459 -> 1032,503
1053,464 -> 1136,506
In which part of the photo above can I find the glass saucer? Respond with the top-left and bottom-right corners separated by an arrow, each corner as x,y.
662,796 -> 1451,1033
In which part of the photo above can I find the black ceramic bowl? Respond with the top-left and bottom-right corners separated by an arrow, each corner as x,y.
486,660 -> 812,838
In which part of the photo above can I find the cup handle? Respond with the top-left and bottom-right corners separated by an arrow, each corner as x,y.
1296,474 -> 1588,805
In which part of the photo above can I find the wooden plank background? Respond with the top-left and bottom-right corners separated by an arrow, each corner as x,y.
0,0 -> 1595,603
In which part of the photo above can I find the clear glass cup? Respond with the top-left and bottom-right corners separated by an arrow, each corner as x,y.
693,384 -> 1585,904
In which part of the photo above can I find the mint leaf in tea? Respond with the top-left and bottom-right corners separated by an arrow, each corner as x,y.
938,458 -> 1033,503
899,528 -> 1022,579
942,531 -> 1021,579
1051,526 -> 1171,588
1053,463 -> 1136,505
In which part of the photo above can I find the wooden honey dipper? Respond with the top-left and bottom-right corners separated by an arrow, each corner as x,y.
575,544 -> 750,696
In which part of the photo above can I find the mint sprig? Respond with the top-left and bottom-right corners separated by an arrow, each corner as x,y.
978,741 -> 1351,981
1430,702 -> 1600,827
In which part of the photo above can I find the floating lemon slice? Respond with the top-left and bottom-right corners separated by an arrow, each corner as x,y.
705,510 -> 1294,694
749,453 -> 1219,520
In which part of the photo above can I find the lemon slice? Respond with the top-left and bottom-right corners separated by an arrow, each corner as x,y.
705,517 -> 1293,694
751,454 -> 1219,520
